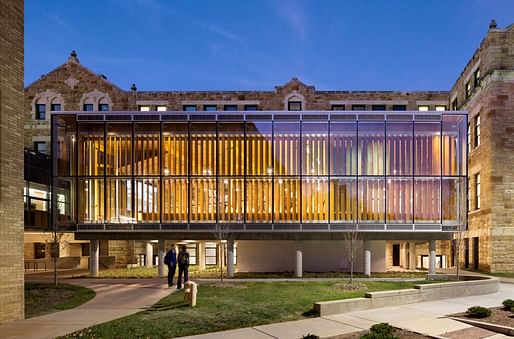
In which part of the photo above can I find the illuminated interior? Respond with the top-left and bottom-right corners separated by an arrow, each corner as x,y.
53,114 -> 467,226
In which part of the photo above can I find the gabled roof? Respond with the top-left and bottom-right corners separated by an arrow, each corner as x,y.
25,50 -> 124,91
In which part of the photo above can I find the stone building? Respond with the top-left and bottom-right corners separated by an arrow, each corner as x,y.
0,0 -> 25,323
449,21 -> 514,272
23,21 -> 514,274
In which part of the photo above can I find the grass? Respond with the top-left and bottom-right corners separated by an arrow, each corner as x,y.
25,282 -> 95,318
96,266 -> 427,279
66,280 -> 430,338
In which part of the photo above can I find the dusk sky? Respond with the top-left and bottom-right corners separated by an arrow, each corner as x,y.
25,0 -> 514,91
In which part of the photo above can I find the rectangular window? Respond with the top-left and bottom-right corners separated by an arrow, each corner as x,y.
467,123 -> 471,154
331,104 -> 345,111
204,105 -> 217,111
474,115 -> 480,147
156,105 -> 167,112
223,105 -> 238,111
288,101 -> 302,111
35,104 -> 46,120
186,244 -> 197,265
435,105 -> 447,112
475,173 -> 480,210
183,105 -> 196,111
372,104 -> 386,111
467,178 -> 471,212
51,104 -> 61,112
243,104 -> 258,111
474,68 -> 481,87
417,105 -> 429,111
352,104 -> 365,111
83,104 -> 94,112
465,81 -> 471,98
205,243 -> 217,265
34,141 -> 47,154
392,105 -> 407,111
451,98 -> 458,111
139,106 -> 150,112
99,103 -> 109,111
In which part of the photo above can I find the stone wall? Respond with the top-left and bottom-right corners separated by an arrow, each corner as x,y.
0,0 -> 24,323
450,22 -> 514,272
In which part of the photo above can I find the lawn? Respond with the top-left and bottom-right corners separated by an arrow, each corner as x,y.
97,266 -> 426,279
25,283 -> 95,318
65,280 -> 429,338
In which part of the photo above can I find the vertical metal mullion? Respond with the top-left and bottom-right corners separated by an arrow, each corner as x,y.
243,120 -> 247,227
159,121 -> 163,229
383,121 -> 387,226
327,119 -> 331,228
299,120 -> 302,228
412,119 -> 415,225
356,119 -> 359,228
132,121 -> 135,228
440,116 -> 443,226
215,121 -> 219,226
75,116 -> 79,227
103,121 -> 107,228
271,120 -> 275,228
187,122 -> 191,227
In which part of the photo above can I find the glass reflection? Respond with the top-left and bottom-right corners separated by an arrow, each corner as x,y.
246,122 -> 273,176
358,123 -> 385,175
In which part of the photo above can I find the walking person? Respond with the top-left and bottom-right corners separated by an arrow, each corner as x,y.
177,245 -> 190,289
164,244 -> 177,288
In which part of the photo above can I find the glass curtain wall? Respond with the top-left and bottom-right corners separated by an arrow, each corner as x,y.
54,114 -> 467,227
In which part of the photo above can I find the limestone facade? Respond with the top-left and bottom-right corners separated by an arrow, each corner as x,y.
450,22 -> 514,272
0,0 -> 24,323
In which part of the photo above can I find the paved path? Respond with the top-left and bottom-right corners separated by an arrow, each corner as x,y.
0,278 -> 173,339
183,283 -> 514,339
1,270 -> 512,338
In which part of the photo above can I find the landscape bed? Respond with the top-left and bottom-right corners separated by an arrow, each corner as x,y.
63,280 -> 429,338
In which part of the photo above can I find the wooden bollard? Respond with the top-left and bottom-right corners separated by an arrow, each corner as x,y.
184,281 -> 197,307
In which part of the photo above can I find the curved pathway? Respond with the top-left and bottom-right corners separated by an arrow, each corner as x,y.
0,276 -> 173,339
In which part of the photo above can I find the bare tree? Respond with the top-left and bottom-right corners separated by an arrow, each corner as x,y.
212,223 -> 233,284
344,225 -> 363,283
41,231 -> 68,286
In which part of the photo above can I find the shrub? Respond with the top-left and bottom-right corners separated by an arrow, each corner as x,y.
502,299 -> 514,310
466,306 -> 492,318
360,323 -> 398,339
301,335 -> 319,339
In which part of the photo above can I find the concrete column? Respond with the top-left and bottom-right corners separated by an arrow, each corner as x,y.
198,242 -> 206,271
364,240 -> 371,277
295,241 -> 303,278
146,242 -> 154,268
409,242 -> 417,270
90,239 -> 99,278
158,240 -> 165,278
429,240 -> 436,275
227,239 -> 234,278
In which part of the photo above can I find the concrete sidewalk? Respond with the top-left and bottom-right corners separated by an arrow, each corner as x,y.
0,278 -> 173,339
182,283 -> 514,339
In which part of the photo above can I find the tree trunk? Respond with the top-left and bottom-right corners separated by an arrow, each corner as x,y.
53,234 -> 58,286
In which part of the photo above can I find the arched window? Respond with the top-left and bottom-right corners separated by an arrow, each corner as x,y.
79,90 -> 112,112
284,91 -> 306,111
32,90 -> 64,120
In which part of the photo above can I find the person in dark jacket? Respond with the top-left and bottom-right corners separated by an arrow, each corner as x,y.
164,245 -> 177,287
177,245 -> 190,289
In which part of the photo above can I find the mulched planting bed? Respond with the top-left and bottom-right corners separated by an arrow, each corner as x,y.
335,328 -> 430,338
451,307 -> 514,328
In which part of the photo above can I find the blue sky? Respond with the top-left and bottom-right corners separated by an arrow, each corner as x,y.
25,0 -> 514,91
